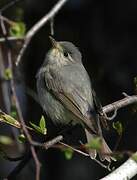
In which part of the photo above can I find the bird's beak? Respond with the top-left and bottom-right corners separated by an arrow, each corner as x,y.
49,36 -> 62,50
49,36 -> 57,48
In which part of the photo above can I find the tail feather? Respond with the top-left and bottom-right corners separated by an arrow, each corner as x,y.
85,129 -> 97,159
85,129 -> 115,162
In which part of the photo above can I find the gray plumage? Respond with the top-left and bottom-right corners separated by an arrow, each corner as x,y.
36,38 -> 114,162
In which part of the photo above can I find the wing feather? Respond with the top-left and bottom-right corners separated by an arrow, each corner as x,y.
45,69 -> 97,133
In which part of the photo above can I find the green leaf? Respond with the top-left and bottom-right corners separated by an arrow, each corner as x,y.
39,115 -> 47,134
4,68 -> 12,80
18,134 -> 26,143
63,148 -> 73,160
85,137 -> 102,150
9,22 -> 26,38
132,152 -> 137,162
113,121 -> 123,136
0,112 -> 21,128
30,121 -> 43,134
0,135 -> 13,145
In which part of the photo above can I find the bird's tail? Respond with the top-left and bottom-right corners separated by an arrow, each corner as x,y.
85,129 -> 115,162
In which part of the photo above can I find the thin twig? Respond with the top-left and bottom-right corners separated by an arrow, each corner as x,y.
58,142 -> 109,169
103,107 -> 118,120
0,14 -> 7,35
59,142 -> 89,156
30,146 -> 41,180
50,18 -> 54,36
0,0 -> 22,13
16,0 -> 68,66
0,15 -> 15,25
0,36 -> 24,42
32,135 -> 63,149
43,135 -> 63,149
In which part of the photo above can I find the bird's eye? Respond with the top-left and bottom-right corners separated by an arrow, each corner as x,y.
63,51 -> 69,57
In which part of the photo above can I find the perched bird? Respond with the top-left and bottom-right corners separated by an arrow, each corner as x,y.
36,37 -> 113,162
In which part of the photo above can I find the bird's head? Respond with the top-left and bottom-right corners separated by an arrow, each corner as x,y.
46,36 -> 82,67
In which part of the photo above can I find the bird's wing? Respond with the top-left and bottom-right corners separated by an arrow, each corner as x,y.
92,90 -> 109,130
92,89 -> 102,114
45,70 -> 97,134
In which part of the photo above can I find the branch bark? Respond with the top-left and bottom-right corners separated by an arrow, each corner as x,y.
100,155 -> 137,180
103,95 -> 137,114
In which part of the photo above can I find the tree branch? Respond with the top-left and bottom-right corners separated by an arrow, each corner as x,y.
15,0 -> 68,66
100,95 -> 137,179
32,135 -> 63,149
1,94 -> 137,179
103,95 -> 137,114
100,155 -> 137,180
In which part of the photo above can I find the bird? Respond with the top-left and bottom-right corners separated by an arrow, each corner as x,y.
36,36 -> 114,162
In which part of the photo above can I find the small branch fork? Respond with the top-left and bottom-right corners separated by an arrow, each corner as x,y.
15,0 -> 68,66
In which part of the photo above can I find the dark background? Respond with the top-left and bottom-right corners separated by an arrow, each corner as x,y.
0,0 -> 137,179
